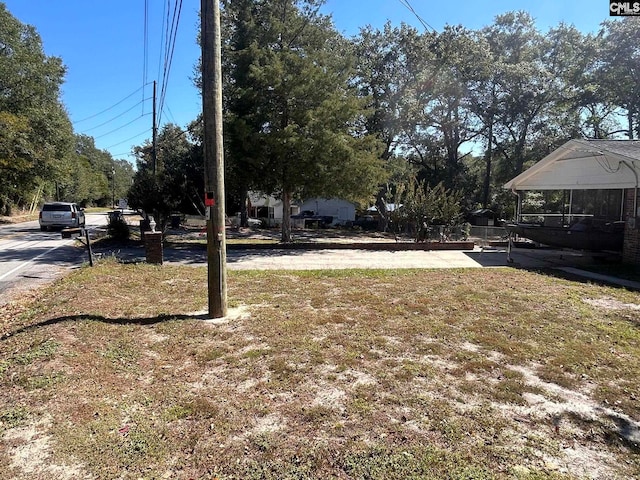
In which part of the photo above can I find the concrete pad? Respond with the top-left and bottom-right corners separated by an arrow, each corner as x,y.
225,248 -> 484,270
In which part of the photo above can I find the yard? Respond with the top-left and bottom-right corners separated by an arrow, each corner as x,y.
1,261 -> 639,479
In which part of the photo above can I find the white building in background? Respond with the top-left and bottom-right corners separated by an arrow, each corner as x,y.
240,193 -> 355,227
299,198 -> 356,226
245,192 -> 300,227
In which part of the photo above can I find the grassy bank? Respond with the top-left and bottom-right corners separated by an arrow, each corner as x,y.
1,261 -> 639,479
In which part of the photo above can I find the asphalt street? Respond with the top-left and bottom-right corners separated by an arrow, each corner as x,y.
0,213 -> 107,301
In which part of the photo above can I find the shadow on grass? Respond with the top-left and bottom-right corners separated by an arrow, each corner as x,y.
565,411 -> 640,455
1,312 -> 213,342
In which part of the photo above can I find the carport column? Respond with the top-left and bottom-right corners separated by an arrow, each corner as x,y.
144,231 -> 164,265
623,188 -> 640,265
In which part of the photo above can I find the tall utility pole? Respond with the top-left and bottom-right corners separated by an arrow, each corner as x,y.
201,0 -> 227,318
152,80 -> 158,175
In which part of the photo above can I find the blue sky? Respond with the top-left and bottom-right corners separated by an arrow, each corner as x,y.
2,0 -> 613,164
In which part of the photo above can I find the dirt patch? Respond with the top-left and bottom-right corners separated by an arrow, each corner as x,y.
3,416 -> 91,480
584,297 -> 640,311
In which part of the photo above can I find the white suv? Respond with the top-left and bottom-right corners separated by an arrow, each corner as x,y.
39,202 -> 86,231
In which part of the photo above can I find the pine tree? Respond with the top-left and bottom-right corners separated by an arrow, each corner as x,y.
221,0 -> 385,242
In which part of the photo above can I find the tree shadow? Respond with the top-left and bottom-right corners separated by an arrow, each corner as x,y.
564,410 -> 640,455
1,312 -> 213,342
0,242 -> 83,265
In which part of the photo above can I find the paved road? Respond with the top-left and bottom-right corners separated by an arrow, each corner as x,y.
0,213 -> 107,300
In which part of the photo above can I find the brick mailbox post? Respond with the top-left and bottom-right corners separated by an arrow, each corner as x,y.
143,217 -> 163,265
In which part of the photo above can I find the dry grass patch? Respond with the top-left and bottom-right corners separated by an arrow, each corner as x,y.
1,260 -> 639,479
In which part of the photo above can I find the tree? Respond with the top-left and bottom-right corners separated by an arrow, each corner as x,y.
219,0 -> 386,242
0,3 -> 73,212
128,123 -> 202,230
473,12 -> 590,198
403,25 -> 482,192
219,0 -> 272,226
393,176 -> 462,242
354,23 -> 431,161
353,23 -> 432,228
596,17 -> 640,139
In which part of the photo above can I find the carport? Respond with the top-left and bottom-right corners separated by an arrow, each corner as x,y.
503,139 -> 640,264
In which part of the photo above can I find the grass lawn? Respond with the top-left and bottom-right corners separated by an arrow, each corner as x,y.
1,261 -> 639,479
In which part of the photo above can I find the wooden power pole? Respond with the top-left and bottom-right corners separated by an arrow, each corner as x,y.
201,0 -> 227,318
152,80 -> 157,175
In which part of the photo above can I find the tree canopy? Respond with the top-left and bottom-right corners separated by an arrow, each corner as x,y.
220,0 -> 386,241
3,0 -> 639,226
0,4 -> 134,213
0,3 -> 74,212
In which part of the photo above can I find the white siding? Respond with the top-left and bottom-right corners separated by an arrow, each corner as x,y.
300,198 -> 356,225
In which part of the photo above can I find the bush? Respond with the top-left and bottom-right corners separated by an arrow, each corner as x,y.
107,216 -> 130,241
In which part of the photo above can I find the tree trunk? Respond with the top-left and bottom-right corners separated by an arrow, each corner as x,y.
482,121 -> 493,209
281,190 -> 292,243
240,186 -> 249,227
375,191 -> 389,232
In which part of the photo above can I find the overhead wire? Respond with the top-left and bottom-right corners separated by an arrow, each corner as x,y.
78,97 -> 152,134
93,113 -> 153,140
105,128 -> 153,150
158,0 -> 170,84
142,0 -> 150,114
163,104 -> 177,125
72,84 -> 150,125
158,0 -> 183,126
398,0 -> 437,32
77,1 -> 185,159
69,2 -> 161,160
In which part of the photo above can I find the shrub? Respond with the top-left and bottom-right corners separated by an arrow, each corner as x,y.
107,216 -> 130,241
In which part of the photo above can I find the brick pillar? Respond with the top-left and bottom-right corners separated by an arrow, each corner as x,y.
623,188 -> 636,217
144,231 -> 164,265
623,188 -> 640,265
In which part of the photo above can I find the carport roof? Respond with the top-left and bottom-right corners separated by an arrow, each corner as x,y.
503,139 -> 640,191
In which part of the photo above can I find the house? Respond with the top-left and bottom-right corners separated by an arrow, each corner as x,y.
503,139 -> 640,264
244,193 -> 356,228
246,192 -> 300,227
298,198 -> 356,226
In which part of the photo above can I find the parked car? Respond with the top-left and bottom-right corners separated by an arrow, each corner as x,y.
39,202 -> 86,231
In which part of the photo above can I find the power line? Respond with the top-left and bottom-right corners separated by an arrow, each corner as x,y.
158,0 -> 182,124
105,128 -> 152,149
71,84 -> 152,125
158,0 -> 183,126
142,0 -> 150,114
163,103 -> 177,125
93,113 -> 152,140
158,0 -> 169,84
111,151 -> 136,158
398,0 -> 437,32
78,97 -> 151,134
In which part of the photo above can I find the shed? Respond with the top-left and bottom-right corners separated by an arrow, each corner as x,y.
469,208 -> 496,226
